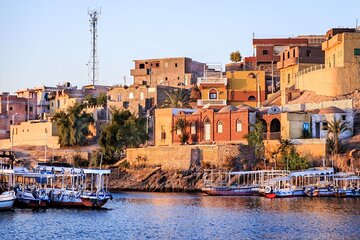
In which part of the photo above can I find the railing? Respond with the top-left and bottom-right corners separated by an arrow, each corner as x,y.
197,77 -> 227,85
296,64 -> 325,77
197,99 -> 227,106
269,132 -> 281,140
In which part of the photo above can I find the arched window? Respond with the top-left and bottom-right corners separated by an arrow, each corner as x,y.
217,121 -> 223,133
191,122 -> 196,134
209,89 -> 218,99
129,92 -> 134,99
236,119 -> 242,132
140,92 -> 144,101
248,96 -> 256,101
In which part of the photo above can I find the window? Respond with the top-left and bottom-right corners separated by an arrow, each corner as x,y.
129,92 -> 134,99
191,122 -> 196,134
209,89 -> 217,99
287,74 -> 291,84
123,101 -> 129,109
236,119 -> 242,132
342,115 -> 346,121
9,106 -> 13,111
217,121 -> 223,133
175,63 -> 178,67
354,48 -> 360,56
10,120 -> 13,125
29,106 -> 33,112
177,77 -> 180,80
248,96 -> 256,101
117,94 -> 122,102
165,77 -> 168,81
322,122 -> 328,130
161,125 -> 166,140
140,92 -> 144,101
306,50 -> 311,57
156,63 -> 160,67
262,50 -> 268,55
139,63 -> 145,69
287,51 -> 290,58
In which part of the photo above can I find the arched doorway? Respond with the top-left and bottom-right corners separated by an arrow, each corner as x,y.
203,118 -> 211,141
270,118 -> 281,140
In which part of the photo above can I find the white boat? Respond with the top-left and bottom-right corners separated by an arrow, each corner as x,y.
0,191 -> 16,210
333,175 -> 360,198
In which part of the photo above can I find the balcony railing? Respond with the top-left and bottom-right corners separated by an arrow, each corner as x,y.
197,77 -> 227,86
197,99 -> 227,106
296,64 -> 325,77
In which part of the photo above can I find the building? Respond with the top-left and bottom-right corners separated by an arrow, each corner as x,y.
197,70 -> 266,109
277,46 -> 324,104
154,105 -> 282,146
0,93 -> 37,139
107,85 -> 183,117
130,57 -> 205,88
295,28 -> 360,96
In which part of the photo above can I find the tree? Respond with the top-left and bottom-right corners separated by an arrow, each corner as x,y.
52,103 -> 94,147
174,118 -> 190,144
230,51 -> 242,63
326,119 -> 351,154
190,85 -> 201,102
246,121 -> 265,167
162,89 -> 191,108
99,109 -> 148,164
276,139 -> 309,171
96,93 -> 107,108
84,94 -> 97,107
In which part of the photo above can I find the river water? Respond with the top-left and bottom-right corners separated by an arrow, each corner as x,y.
1,192 -> 360,239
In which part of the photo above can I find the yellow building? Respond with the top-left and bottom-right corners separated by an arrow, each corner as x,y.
295,29 -> 360,96
197,70 -> 266,109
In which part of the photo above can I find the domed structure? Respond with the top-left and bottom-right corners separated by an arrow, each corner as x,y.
218,105 -> 238,113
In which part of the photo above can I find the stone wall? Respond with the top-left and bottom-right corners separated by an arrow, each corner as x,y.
126,144 -> 255,171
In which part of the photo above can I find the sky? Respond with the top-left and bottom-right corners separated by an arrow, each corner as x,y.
0,0 -> 359,94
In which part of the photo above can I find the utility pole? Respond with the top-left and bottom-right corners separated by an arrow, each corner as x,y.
88,8 -> 101,85
45,128 -> 48,162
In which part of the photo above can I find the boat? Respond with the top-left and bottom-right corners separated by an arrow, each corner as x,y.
263,177 -> 294,198
203,169 -> 289,196
333,175 -> 360,198
0,190 -> 16,210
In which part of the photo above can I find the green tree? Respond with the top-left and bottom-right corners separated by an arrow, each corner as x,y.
174,118 -> 190,144
84,94 -> 97,107
99,109 -> 148,164
326,119 -> 351,154
52,103 -> 94,147
246,121 -> 265,167
230,51 -> 242,62
162,89 -> 191,108
277,139 -> 309,170
96,93 -> 107,108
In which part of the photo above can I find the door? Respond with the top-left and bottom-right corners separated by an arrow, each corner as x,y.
204,122 -> 211,141
315,122 -> 320,138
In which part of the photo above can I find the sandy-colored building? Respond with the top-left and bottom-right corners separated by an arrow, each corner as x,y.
131,57 -> 205,88
277,46 -> 324,104
295,28 -> 360,96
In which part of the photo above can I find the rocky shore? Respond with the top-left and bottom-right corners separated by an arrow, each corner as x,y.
108,167 -> 204,192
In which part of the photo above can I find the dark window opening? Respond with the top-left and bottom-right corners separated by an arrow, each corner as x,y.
342,115 -> 346,121
306,50 -> 312,57
123,101 -> 129,109
10,120 -> 13,125
248,96 -> 256,101
165,77 -> 168,81
139,63 -> 145,69
354,48 -> 360,56
287,51 -> 290,58
322,122 -> 328,130
156,63 -> 159,67
175,63 -> 178,67
29,106 -> 33,112
262,50 -> 268,55
9,106 -> 13,111
177,77 -> 180,80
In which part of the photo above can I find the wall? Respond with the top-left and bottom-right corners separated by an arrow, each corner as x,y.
154,108 -> 175,146
126,144 -> 254,171
281,112 -> 310,139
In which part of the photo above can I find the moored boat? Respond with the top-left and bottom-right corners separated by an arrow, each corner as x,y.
0,191 -> 16,210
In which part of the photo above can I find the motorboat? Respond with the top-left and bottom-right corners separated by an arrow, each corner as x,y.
0,191 -> 16,210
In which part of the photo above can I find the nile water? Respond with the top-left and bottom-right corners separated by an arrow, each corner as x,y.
1,192 -> 360,239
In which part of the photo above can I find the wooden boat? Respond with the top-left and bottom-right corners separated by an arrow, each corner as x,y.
0,191 -> 16,210
202,186 -> 258,196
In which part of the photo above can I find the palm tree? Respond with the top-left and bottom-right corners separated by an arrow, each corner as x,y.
326,119 -> 351,154
162,89 -> 191,108
246,121 -> 265,168
173,118 -> 190,144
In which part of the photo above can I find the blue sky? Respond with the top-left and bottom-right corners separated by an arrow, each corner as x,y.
0,0 -> 359,93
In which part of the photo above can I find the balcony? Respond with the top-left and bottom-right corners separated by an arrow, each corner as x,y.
197,77 -> 227,86
197,99 -> 227,107
130,68 -> 147,76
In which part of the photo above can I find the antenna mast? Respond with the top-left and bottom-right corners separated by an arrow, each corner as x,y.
88,8 -> 101,85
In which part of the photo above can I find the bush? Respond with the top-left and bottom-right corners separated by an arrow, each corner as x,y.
90,152 -> 102,167
134,155 -> 148,168
73,154 -> 89,167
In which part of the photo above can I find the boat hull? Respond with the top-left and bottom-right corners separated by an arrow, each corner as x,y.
80,197 -> 109,208
0,191 -> 16,210
202,187 -> 259,196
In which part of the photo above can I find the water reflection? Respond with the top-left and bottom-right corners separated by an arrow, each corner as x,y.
1,192 -> 360,239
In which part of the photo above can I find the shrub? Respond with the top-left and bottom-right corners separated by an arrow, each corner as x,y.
73,154 -> 89,167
